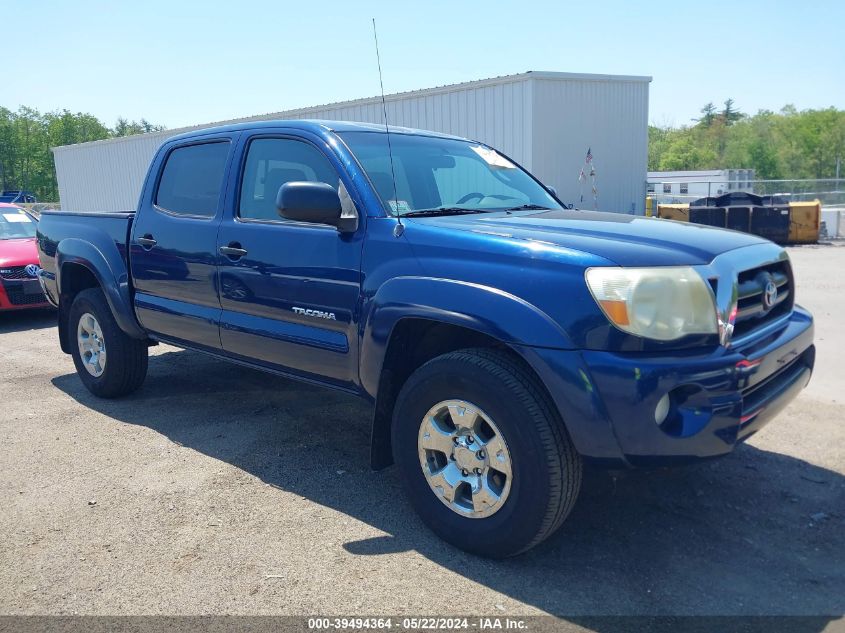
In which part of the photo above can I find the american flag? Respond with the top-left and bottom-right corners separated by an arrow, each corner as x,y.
585,147 -> 593,164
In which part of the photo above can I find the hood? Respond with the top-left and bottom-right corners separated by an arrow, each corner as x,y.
0,237 -> 39,268
407,209 -> 769,267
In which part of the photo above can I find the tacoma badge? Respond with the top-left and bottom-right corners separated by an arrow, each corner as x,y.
292,307 -> 337,320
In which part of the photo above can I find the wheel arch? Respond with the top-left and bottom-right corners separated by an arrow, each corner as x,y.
56,238 -> 146,353
363,278 -> 573,470
55,261 -> 98,353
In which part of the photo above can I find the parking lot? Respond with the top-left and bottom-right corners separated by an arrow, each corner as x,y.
0,245 -> 843,618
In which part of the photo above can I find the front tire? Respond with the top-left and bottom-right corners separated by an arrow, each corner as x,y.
392,348 -> 582,557
68,288 -> 148,398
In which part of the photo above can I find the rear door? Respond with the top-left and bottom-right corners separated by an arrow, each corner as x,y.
215,131 -> 364,389
130,135 -> 237,350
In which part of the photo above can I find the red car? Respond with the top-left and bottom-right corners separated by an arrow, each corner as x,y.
0,203 -> 51,311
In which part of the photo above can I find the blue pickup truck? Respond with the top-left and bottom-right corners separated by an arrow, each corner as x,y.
36,120 -> 815,557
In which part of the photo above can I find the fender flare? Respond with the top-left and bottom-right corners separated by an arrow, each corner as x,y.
56,238 -> 146,340
360,276 -> 575,469
359,276 -> 573,398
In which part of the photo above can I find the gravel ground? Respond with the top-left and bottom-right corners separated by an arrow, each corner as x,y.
0,245 -> 842,619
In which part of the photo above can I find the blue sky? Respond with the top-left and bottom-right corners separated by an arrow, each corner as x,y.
9,0 -> 844,129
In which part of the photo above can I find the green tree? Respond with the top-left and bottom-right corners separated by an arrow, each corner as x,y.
0,107 -> 19,190
657,132 -> 718,171
113,117 -> 165,137
721,98 -> 744,126
649,103 -> 844,180
748,138 -> 782,180
648,125 -> 671,171
695,102 -> 717,127
0,106 -> 163,201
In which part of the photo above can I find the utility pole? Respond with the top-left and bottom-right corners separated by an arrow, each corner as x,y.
837,156 -> 841,180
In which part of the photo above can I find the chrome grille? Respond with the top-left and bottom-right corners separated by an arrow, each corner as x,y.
732,261 -> 793,339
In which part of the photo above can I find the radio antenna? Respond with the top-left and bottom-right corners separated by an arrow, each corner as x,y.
371,18 -> 403,231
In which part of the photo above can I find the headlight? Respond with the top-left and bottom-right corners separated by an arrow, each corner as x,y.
585,267 -> 717,341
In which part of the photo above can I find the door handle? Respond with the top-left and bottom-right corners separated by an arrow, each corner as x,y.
219,244 -> 248,259
137,234 -> 157,249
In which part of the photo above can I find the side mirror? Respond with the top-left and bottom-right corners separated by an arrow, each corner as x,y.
276,181 -> 349,230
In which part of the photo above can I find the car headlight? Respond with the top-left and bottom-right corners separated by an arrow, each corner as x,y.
585,267 -> 717,341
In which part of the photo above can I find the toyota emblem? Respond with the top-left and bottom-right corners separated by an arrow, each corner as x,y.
762,280 -> 778,310
25,264 -> 40,278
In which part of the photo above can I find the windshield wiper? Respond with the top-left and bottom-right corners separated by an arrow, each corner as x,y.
502,204 -> 551,211
400,207 -> 493,218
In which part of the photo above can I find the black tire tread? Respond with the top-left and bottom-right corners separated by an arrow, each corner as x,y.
401,347 -> 582,556
68,288 -> 148,398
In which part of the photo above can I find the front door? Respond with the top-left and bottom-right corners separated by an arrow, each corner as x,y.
216,134 -> 363,389
130,136 -> 235,350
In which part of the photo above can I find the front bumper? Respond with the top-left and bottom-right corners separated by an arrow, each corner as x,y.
0,276 -> 51,311
519,306 -> 814,467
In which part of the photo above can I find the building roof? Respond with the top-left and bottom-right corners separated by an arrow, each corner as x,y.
53,70 -> 652,154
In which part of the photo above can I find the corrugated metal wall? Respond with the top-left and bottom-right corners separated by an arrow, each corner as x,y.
53,131 -> 172,212
531,75 -> 650,214
53,72 -> 650,213
272,76 -> 534,163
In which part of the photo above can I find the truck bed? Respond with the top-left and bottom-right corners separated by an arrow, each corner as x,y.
36,211 -> 137,342
37,210 -> 135,274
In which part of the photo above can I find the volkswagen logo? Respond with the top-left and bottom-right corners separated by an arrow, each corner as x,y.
25,264 -> 40,278
762,280 -> 778,310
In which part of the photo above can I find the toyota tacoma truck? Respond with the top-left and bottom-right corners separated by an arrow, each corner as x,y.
36,120 -> 815,557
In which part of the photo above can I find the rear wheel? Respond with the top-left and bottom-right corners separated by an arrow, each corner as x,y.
68,288 -> 148,398
392,348 -> 582,557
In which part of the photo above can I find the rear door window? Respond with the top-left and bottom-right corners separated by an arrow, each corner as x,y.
155,141 -> 230,217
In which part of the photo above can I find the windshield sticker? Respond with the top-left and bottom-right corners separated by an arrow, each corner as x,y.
2,213 -> 32,223
388,200 -> 412,214
470,146 -> 516,169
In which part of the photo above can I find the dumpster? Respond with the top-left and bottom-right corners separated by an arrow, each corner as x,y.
659,195 -> 818,244
689,206 -> 727,228
657,203 -> 690,222
788,200 -> 821,243
688,192 -> 798,244
750,205 -> 791,243
726,207 -> 751,232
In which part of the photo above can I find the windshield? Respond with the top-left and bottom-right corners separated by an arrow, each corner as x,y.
0,209 -> 37,240
338,132 -> 561,216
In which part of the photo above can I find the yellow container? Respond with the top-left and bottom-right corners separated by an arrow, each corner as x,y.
657,203 -> 691,222
788,200 -> 820,243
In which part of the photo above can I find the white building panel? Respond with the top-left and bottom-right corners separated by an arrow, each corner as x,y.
53,71 -> 650,214
531,73 -> 650,214
54,131 -> 172,212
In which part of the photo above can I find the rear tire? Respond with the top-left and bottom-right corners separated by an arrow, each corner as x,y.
68,288 -> 148,398
392,348 -> 582,557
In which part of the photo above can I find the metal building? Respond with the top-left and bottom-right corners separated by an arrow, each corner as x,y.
53,71 -> 651,214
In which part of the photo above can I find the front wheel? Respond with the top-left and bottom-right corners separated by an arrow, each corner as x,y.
68,288 -> 148,398
392,348 -> 582,557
